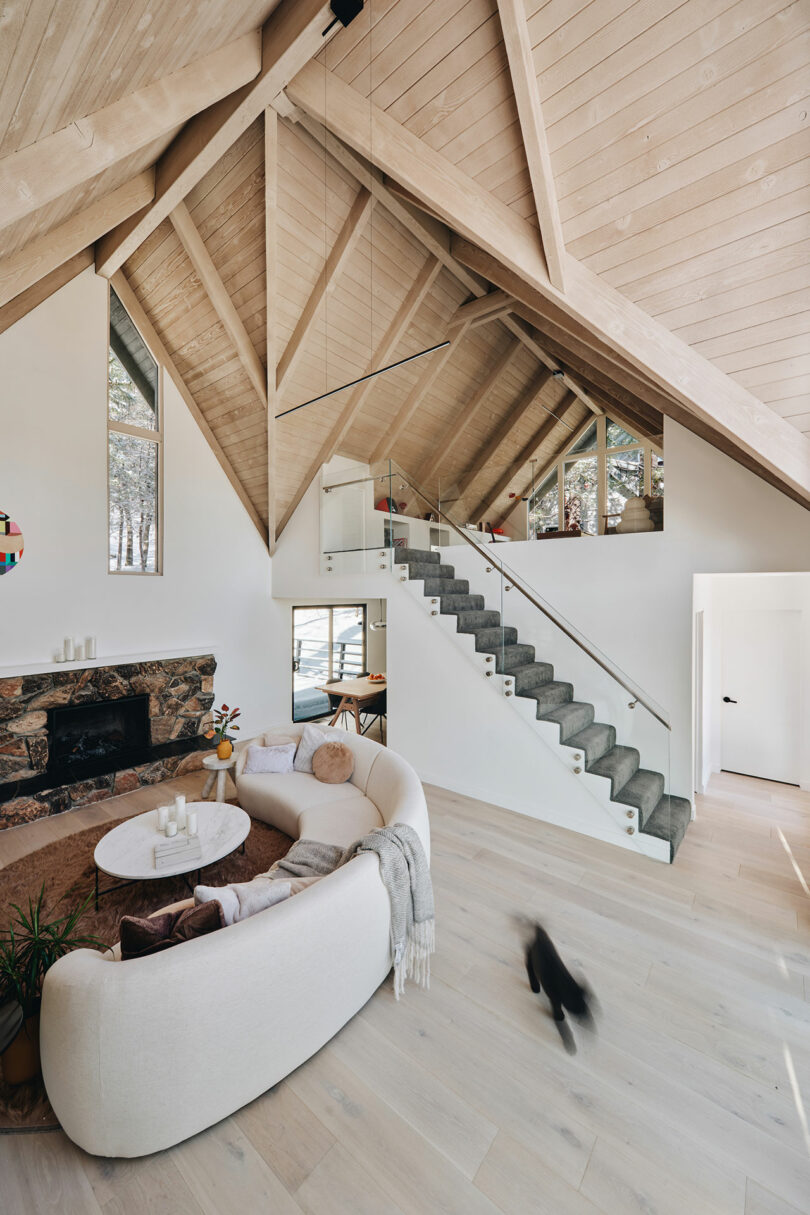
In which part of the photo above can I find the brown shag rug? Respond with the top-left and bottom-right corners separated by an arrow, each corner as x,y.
0,814 -> 292,1133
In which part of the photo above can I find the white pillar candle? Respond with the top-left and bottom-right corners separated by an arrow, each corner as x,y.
174,794 -> 187,830
157,805 -> 169,831
165,820 -> 178,838
187,810 -> 198,837
85,636 -> 97,659
74,642 -> 84,661
63,637 -> 74,661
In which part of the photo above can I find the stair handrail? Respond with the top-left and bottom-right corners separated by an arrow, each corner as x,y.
380,460 -> 671,731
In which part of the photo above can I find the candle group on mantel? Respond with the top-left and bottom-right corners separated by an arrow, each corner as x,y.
57,636 -> 97,663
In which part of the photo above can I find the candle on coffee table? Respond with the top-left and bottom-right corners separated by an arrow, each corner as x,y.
174,795 -> 187,830
165,820 -> 177,838
187,810 -> 198,837
157,805 -> 169,831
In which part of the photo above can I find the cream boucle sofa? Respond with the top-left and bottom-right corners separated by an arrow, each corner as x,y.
40,725 -> 429,1158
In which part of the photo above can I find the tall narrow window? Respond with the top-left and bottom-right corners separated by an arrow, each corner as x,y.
108,289 -> 161,573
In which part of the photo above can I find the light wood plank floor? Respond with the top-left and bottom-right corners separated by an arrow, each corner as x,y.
1,770 -> 809,1214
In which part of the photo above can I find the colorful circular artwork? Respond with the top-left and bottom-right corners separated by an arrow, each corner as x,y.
0,510 -> 23,575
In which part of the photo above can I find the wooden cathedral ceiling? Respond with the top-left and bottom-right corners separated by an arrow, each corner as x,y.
1,0 -> 809,549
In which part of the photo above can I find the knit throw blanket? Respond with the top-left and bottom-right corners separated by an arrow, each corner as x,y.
270,826 -> 435,999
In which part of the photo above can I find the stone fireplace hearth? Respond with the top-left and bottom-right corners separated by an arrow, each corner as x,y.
0,654 -> 216,829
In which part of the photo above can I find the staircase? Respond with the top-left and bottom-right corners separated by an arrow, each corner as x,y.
396,547 -> 691,862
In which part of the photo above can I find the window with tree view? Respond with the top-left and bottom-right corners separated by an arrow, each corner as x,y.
108,289 -> 161,573
528,415 -> 663,538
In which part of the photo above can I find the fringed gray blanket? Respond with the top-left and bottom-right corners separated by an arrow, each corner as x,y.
270,826 -> 435,998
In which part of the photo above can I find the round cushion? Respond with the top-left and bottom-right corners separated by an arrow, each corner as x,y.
312,741 -> 354,784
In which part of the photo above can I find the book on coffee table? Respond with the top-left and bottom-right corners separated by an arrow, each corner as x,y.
154,834 -> 202,871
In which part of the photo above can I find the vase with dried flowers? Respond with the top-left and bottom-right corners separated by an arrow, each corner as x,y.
206,703 -> 241,760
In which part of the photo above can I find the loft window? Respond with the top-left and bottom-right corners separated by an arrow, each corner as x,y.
528,416 -> 663,537
108,288 -> 162,573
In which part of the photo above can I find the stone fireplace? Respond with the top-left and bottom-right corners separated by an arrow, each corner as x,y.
0,654 -> 216,829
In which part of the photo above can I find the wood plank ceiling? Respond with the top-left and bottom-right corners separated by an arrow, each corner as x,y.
0,0 -> 807,548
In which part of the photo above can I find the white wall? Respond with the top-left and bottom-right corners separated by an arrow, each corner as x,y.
694,573 -> 810,791
275,420 -> 810,834
0,268 -> 287,738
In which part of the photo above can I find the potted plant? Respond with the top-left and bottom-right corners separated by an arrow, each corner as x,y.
0,886 -> 103,1085
206,703 -> 241,760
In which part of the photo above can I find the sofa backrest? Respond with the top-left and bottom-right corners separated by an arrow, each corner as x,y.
242,723 -> 381,795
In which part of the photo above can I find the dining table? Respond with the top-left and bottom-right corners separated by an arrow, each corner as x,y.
316,675 -> 386,734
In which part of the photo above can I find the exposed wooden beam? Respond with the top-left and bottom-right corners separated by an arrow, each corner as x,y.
448,290 -> 514,330
0,33 -> 261,234
111,271 -> 268,548
0,171 -> 154,308
286,62 -> 810,506
501,411 -> 595,525
277,255 -> 441,537
277,186 -> 374,391
496,0 -> 566,290
472,393 -> 578,520
287,112 -> 487,299
454,368 -> 554,504
169,200 -> 268,411
265,106 -> 278,555
421,336 -> 523,485
95,0 -> 336,278
500,315 -> 603,416
369,321 -> 471,465
0,247 -> 92,337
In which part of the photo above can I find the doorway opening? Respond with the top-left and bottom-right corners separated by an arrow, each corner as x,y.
693,573 -> 808,794
291,602 -> 387,741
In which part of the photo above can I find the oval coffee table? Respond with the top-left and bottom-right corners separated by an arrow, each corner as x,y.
93,801 -> 250,908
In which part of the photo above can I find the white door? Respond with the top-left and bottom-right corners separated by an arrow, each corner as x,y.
721,609 -> 801,784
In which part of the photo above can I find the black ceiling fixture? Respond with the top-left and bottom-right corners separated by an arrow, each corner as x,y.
324,0 -> 364,36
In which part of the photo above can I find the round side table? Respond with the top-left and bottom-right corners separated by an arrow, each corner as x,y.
201,753 -> 236,803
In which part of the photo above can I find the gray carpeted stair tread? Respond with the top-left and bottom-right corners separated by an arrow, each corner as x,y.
409,562 -> 455,579
483,643 -> 536,673
588,745 -> 640,797
439,593 -> 485,613
456,610 -> 502,631
524,680 -> 574,714
423,578 -> 469,595
472,626 -> 518,650
540,701 -> 595,739
396,548 -> 439,564
643,795 -> 692,859
614,769 -> 666,826
565,722 -> 616,767
510,661 -> 554,693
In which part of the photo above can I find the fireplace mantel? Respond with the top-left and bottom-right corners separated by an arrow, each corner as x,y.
0,644 -> 218,679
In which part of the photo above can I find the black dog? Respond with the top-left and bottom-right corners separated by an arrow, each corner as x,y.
524,922 -> 596,1054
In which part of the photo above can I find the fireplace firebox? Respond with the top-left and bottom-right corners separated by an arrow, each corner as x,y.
48,695 -> 150,783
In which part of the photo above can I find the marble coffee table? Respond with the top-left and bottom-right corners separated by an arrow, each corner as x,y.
93,801 -> 250,907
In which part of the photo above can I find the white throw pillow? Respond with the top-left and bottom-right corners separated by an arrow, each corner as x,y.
194,877 -> 292,926
243,742 -> 296,775
294,723 -> 327,774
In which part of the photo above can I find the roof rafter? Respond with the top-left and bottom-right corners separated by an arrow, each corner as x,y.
169,200 -> 268,411
286,61 -> 810,506
96,0 -> 337,279
277,254 -> 442,537
0,171 -> 154,308
0,32 -> 261,235
111,270 -> 268,549
472,392 -> 578,520
368,320 -> 472,465
420,336 -> 523,485
454,368 -> 554,504
265,105 -> 278,554
495,0 -> 566,291
277,185 -> 374,392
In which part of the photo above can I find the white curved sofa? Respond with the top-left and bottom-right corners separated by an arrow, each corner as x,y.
40,725 -> 429,1158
